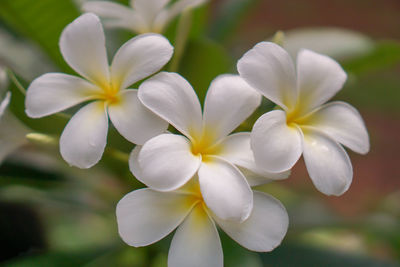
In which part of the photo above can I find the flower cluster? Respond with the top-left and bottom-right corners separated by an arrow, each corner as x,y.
19,1 -> 369,266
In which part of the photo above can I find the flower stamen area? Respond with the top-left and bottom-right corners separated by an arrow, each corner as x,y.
95,82 -> 121,105
285,104 -> 312,128
190,131 -> 223,160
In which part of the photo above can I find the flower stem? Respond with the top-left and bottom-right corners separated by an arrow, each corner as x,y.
26,132 -> 58,146
169,8 -> 193,72
6,68 -> 26,95
105,147 -> 130,163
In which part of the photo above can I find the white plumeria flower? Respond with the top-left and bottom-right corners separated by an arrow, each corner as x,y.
116,179 -> 289,267
25,13 -> 173,169
237,42 -> 370,196
83,0 -> 208,34
132,72 -> 289,222
0,92 -> 30,164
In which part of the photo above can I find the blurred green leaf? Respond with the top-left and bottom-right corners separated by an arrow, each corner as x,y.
0,161 -> 65,188
2,247 -> 113,267
209,0 -> 258,42
220,231 -> 263,267
260,243 -> 400,267
0,0 -> 80,72
178,38 -> 233,104
337,69 -> 400,112
343,41 -> 400,75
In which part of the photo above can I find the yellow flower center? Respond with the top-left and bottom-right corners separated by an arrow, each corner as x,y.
285,103 -> 312,128
189,130 -> 223,161
95,81 -> 121,105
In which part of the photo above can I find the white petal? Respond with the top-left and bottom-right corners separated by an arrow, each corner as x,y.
116,188 -> 194,247
237,42 -> 297,110
138,72 -> 203,138
133,0 -> 169,26
108,90 -> 168,145
0,91 -> 11,116
218,133 -> 290,186
305,101 -> 369,154
302,127 -> 353,196
82,1 -> 145,32
168,204 -> 223,267
25,73 -> 100,118
138,134 -> 201,191
214,191 -> 288,252
163,0 -> 208,26
60,101 -> 108,169
110,33 -> 173,89
251,110 -> 303,172
296,49 -> 347,112
128,145 -> 142,179
282,27 -> 374,61
203,75 -> 261,141
198,157 -> 253,222
60,13 -> 110,87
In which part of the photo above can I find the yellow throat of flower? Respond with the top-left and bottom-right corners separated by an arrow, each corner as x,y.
285,103 -> 312,128
96,80 -> 121,105
189,130 -> 223,160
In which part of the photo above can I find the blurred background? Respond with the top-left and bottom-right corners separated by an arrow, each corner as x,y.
0,0 -> 399,266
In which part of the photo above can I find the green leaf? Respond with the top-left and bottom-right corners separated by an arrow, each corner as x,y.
0,161 -> 65,189
220,231 -> 263,267
343,40 -> 400,75
178,38 -> 233,104
2,247 -> 113,267
259,243 -> 399,267
0,0 -> 81,72
208,0 -> 258,42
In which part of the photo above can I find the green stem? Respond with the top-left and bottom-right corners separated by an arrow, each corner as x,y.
105,147 -> 130,163
6,68 -> 26,95
169,8 -> 193,72
26,132 -> 58,146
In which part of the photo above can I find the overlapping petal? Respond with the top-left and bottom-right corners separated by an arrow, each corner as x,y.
25,73 -> 100,118
138,134 -> 201,191
237,42 -> 297,110
302,127 -> 353,196
218,133 -> 290,185
59,13 -> 110,87
198,157 -> 253,222
116,188 -> 194,247
168,204 -> 223,267
60,101 -> 108,169
138,72 -> 203,138
128,145 -> 143,179
296,49 -> 347,113
203,75 -> 261,142
133,0 -> 170,26
82,1 -> 142,31
110,34 -> 173,89
251,110 -> 303,172
214,191 -> 288,252
166,0 -> 208,24
303,101 -> 369,154
108,90 -> 168,145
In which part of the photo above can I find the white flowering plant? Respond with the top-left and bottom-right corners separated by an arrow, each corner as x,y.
0,0 -> 399,266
